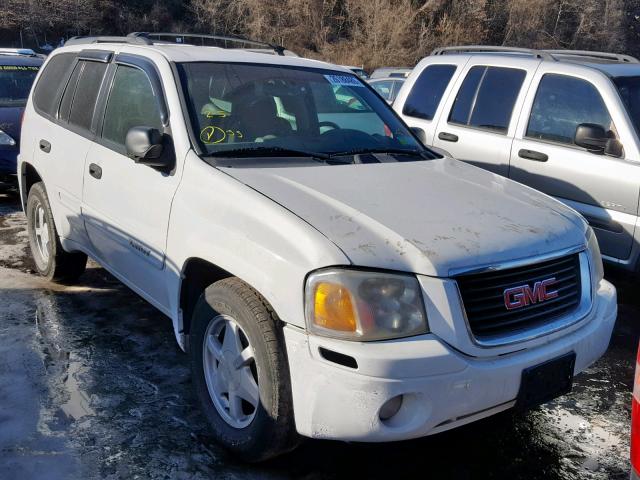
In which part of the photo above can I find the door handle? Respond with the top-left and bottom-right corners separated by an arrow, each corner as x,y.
39,139 -> 51,153
438,132 -> 458,142
89,163 -> 102,179
518,149 -> 548,162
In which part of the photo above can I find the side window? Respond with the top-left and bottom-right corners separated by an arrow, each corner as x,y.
372,80 -> 394,101
402,64 -> 456,120
391,80 -> 404,98
526,74 -> 612,145
313,84 -> 372,114
33,53 -> 76,117
68,61 -> 108,131
102,65 -> 163,147
58,62 -> 82,121
449,66 -> 526,133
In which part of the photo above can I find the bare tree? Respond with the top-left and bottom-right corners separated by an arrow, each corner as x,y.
0,0 -> 636,66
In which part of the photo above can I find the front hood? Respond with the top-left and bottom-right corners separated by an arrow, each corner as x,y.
224,158 -> 587,277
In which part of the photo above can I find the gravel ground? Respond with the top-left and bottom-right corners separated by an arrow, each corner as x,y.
0,191 -> 636,479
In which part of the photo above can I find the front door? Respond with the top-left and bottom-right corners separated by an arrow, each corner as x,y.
82,60 -> 180,310
510,69 -> 640,262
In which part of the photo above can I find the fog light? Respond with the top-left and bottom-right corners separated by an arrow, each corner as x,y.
379,395 -> 403,421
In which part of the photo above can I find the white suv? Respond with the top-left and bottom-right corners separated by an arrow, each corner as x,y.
18,34 -> 617,461
394,46 -> 640,273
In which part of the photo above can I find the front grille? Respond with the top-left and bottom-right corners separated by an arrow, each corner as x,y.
456,254 -> 582,338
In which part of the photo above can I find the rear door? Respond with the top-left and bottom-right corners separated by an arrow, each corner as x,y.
431,57 -> 537,177
510,66 -> 640,261
30,51 -> 109,247
81,55 -> 180,310
395,58 -> 464,145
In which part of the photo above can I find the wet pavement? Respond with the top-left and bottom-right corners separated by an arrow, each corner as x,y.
0,191 -> 636,479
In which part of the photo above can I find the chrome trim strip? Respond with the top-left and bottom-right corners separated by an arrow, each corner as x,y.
448,244 -> 586,277
456,251 -> 593,348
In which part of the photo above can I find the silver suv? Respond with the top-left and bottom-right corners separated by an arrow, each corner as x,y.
394,46 -> 640,273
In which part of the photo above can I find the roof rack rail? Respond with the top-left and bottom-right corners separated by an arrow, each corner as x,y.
129,32 -> 287,56
431,45 -> 554,61
431,45 -> 640,64
65,33 -> 153,46
541,49 -> 640,64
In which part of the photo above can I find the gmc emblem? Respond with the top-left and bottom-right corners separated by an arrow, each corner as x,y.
503,278 -> 559,310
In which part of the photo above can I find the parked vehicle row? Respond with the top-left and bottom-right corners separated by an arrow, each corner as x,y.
395,46 -> 640,273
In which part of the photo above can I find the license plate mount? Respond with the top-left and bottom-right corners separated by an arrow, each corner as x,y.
516,352 -> 576,410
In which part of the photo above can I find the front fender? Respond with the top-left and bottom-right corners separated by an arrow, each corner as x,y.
165,152 -> 348,339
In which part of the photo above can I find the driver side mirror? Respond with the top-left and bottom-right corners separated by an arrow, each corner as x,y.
125,126 -> 170,167
574,123 -> 608,153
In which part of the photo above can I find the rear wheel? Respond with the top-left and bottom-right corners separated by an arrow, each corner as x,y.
26,182 -> 87,282
190,277 -> 298,462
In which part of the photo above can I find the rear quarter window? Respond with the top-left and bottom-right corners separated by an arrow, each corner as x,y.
33,53 -> 76,117
402,64 -> 457,120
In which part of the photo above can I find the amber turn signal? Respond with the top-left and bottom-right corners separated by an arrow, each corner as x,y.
313,282 -> 357,332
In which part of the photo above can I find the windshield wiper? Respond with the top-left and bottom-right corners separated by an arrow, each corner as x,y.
328,148 -> 430,159
205,146 -> 330,161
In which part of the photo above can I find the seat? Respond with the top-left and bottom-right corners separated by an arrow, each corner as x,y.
232,96 -> 292,141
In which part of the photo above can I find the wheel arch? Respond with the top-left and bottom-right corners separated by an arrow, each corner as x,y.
20,162 -> 43,210
179,257 -> 233,339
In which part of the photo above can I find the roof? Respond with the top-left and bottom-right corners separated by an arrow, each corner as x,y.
372,67 -> 411,71
54,41 -> 348,73
368,77 -> 405,82
585,63 -> 640,78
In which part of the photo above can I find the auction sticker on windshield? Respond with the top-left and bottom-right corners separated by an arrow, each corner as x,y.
324,74 -> 363,87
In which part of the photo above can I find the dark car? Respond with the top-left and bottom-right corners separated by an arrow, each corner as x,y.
0,49 -> 43,187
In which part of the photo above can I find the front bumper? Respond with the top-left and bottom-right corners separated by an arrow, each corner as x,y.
284,279 -> 616,441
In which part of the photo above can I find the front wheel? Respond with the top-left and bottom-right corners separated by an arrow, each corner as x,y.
190,278 -> 298,462
26,182 -> 87,282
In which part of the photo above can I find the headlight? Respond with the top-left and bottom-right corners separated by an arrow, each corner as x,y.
586,227 -> 604,284
305,268 -> 428,341
0,129 -> 15,146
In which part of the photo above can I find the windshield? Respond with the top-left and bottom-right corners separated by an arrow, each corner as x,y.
351,68 -> 369,79
0,65 -> 39,107
177,62 -> 427,162
613,76 -> 640,136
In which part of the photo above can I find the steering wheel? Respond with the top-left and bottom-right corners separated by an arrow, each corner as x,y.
319,121 -> 341,131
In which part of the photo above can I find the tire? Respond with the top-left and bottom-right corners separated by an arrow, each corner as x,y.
190,277 -> 298,462
26,182 -> 87,282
